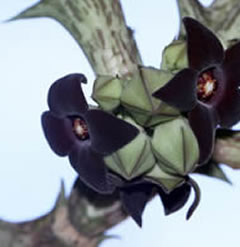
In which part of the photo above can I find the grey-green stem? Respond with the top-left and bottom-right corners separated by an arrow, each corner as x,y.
1,0 -> 240,246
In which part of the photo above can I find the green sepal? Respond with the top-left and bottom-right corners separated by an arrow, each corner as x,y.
145,165 -> 185,193
92,75 -> 123,111
151,117 -> 199,176
104,130 -> 155,180
121,66 -> 179,127
161,40 -> 188,73
194,160 -> 231,184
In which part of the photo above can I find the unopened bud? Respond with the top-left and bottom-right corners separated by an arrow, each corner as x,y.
146,165 -> 185,193
161,40 -> 188,73
121,66 -> 179,127
151,117 -> 199,176
92,75 -> 122,111
104,118 -> 155,180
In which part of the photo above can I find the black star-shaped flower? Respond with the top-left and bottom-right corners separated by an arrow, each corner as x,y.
41,74 -> 139,194
153,17 -> 240,164
109,173 -> 192,226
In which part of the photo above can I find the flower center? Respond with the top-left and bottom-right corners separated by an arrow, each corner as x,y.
72,118 -> 89,140
197,70 -> 218,102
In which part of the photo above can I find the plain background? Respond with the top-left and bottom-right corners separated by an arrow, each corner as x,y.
1,0 -> 240,246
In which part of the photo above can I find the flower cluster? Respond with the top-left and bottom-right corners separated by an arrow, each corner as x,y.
41,17 -> 240,226
153,17 -> 240,164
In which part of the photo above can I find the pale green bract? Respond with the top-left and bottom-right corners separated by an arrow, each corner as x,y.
151,117 -> 199,176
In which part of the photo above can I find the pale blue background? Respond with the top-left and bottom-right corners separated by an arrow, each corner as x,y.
1,1 -> 240,247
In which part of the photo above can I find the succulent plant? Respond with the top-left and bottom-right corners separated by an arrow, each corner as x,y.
92,75 -> 123,111
121,66 -> 180,126
104,117 -> 155,180
161,40 -> 188,73
151,117 -> 199,176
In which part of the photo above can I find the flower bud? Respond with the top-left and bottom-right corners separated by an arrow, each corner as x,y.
92,75 -> 122,111
121,66 -> 179,127
161,40 -> 188,73
104,117 -> 155,180
145,164 -> 185,193
151,117 -> 199,176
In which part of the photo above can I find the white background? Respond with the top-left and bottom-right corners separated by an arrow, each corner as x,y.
1,1 -> 240,247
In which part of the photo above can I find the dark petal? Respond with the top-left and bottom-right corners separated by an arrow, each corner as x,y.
73,177 -> 120,206
41,111 -> 76,156
85,109 -> 139,154
183,17 -> 224,71
216,128 -> 240,138
153,68 -> 198,112
120,183 -> 153,227
188,103 -> 217,165
48,73 -> 88,117
216,86 -> 240,127
158,182 -> 191,215
217,43 -> 240,127
69,141 -> 116,194
223,41 -> 240,87
194,159 -> 231,184
106,172 -> 125,187
186,178 -> 201,220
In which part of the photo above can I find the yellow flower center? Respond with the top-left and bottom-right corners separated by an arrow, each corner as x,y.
73,118 -> 89,140
197,70 -> 217,102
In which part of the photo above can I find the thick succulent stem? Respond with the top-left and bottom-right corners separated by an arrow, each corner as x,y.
2,0 -> 240,246
11,0 -> 142,77
213,133 -> 240,169
177,0 -> 240,46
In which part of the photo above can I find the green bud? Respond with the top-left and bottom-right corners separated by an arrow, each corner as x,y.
145,164 -> 185,193
92,75 -> 122,111
151,117 -> 199,176
161,40 -> 188,73
104,119 -> 155,180
121,66 -> 180,127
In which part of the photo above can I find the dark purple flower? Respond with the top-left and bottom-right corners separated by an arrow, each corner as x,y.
109,173 -> 192,226
41,74 -> 139,194
153,17 -> 240,164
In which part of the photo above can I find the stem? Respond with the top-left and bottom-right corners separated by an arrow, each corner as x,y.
1,0 -> 240,246
12,0 -> 142,77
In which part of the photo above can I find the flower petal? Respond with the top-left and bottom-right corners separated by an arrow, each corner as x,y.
216,88 -> 240,127
73,177 -> 120,204
41,111 -> 76,156
183,17 -> 224,71
217,42 -> 240,127
152,68 -> 198,112
223,41 -> 240,85
85,109 -> 139,154
188,103 -> 217,164
69,141 -> 115,194
48,73 -> 88,117
158,182 -> 191,215
120,183 -> 153,227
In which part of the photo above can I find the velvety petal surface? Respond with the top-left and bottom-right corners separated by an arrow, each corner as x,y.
48,73 -> 88,117
183,17 -> 224,71
41,111 -> 76,156
85,109 -> 139,154
217,42 -> 240,127
188,103 -> 217,165
73,177 -> 120,205
153,68 -> 198,112
120,183 -> 153,226
69,141 -> 116,194
158,182 -> 191,215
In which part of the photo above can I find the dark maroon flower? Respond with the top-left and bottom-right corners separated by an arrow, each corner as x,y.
41,74 -> 139,194
109,173 -> 192,226
153,17 -> 240,164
